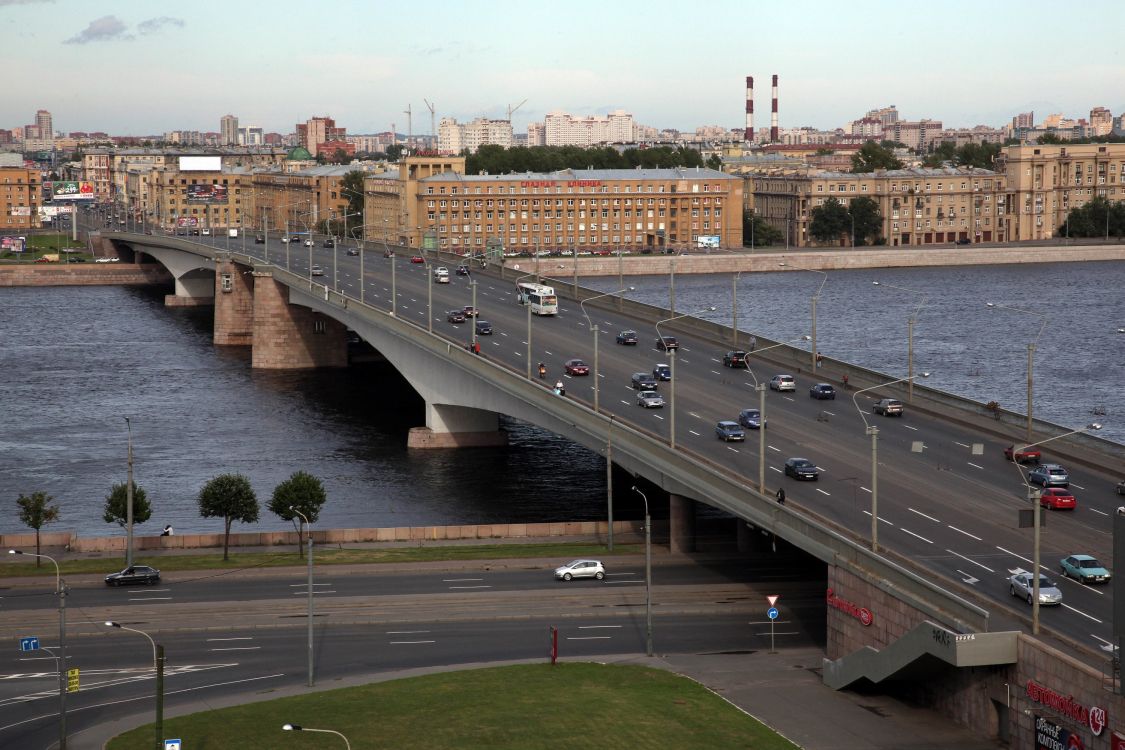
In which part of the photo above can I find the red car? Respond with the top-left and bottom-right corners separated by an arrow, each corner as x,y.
1004,445 -> 1041,463
1039,487 -> 1076,510
409,255 -> 424,263
564,358 -> 590,376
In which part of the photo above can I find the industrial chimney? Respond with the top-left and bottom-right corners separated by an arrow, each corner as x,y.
744,76 -> 754,142
770,74 -> 779,143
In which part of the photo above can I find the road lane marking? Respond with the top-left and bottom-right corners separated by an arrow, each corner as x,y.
996,546 -> 1036,567
130,597 -> 172,601
815,488 -> 831,496
1070,483 -> 1087,490
768,445 -> 782,452
443,578 -> 483,582
687,412 -> 701,419
566,636 -> 612,640
861,511 -> 894,526
947,549 -> 994,572
206,637 -> 253,641
710,370 -> 721,376
1088,507 -> 1108,516
209,647 -> 260,652
291,590 -> 336,595
386,630 -> 430,634
967,462 -> 984,470
955,441 -> 971,448
948,526 -> 983,541
449,585 -> 492,589
689,430 -> 700,436
901,528 -> 933,544
389,640 -> 436,644
578,625 -> 623,630
1060,604 -> 1102,623
904,425 -> 919,431
727,446 -> 740,453
653,414 -> 664,420
606,572 -> 636,577
289,583 -> 332,587
908,508 -> 941,523
604,579 -> 644,584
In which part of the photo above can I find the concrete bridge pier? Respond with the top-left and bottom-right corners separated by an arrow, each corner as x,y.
251,271 -> 348,369
668,494 -> 695,553
408,403 -> 509,449
214,258 -> 254,345
165,270 -> 215,308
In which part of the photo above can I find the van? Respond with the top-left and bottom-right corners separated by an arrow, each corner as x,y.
201,228 -> 211,236
228,229 -> 239,238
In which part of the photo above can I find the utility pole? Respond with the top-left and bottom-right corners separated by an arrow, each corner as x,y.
125,416 -> 134,568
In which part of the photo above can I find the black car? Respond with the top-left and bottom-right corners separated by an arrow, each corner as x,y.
809,383 -> 837,400
446,309 -> 466,324
475,319 -> 493,335
616,330 -> 638,345
105,565 -> 161,586
254,235 -> 265,244
323,238 -> 336,247
653,364 -> 671,381
456,265 -> 470,275
656,336 -> 679,351
723,350 -> 748,368
784,457 -> 820,481
631,372 -> 658,390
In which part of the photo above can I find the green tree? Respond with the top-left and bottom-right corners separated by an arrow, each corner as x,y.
340,170 -> 366,234
197,474 -> 259,561
102,481 -> 152,529
742,211 -> 783,247
269,471 -> 328,557
923,141 -> 957,167
705,154 -> 723,171
17,491 -> 60,566
809,197 -> 850,244
814,147 -> 835,156
847,196 -> 882,246
851,141 -> 904,173
1037,133 -> 1063,145
956,142 -> 1001,170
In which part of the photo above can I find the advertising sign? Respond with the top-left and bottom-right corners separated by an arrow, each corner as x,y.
1,236 -> 27,252
1035,715 -> 1085,750
826,588 -> 874,626
38,205 -> 73,220
179,155 -> 221,172
1026,680 -> 1107,737
9,206 -> 31,217
186,184 -> 227,203
42,181 -> 96,201
175,217 -> 200,227
696,235 -> 720,248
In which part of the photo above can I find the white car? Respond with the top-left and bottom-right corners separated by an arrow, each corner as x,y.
553,559 -> 606,581
303,239 -> 314,247
434,267 -> 450,284
769,374 -> 796,392
637,390 -> 665,408
1009,572 -> 1062,606
311,265 -> 324,277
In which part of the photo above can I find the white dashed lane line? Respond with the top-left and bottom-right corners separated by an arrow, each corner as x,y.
909,508 -> 940,523
948,526 -> 983,541
946,549 -> 994,572
901,528 -> 933,544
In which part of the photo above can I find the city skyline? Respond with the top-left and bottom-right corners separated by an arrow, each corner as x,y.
2,0 -> 1124,136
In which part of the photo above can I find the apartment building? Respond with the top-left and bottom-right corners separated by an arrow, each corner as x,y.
0,166 -> 41,230
220,115 -> 239,146
148,168 -> 251,230
437,117 -> 513,154
248,165 -> 353,234
537,110 -> 636,147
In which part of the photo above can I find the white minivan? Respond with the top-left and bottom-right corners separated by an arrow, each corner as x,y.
434,266 -> 450,283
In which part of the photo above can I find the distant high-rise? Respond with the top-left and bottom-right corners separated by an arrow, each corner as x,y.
220,115 -> 239,146
35,109 -> 53,140
1012,111 -> 1035,130
296,116 -> 346,158
1090,106 -> 1113,136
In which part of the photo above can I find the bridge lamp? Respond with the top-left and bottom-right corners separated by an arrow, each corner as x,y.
778,260 -> 828,372
630,486 -> 654,657
872,281 -> 928,403
742,335 -> 811,494
105,621 -> 163,750
852,372 -> 931,552
282,724 -> 352,749
655,306 -> 716,448
516,272 -> 537,380
580,286 -> 634,413
985,302 -> 1048,443
289,506 -> 314,686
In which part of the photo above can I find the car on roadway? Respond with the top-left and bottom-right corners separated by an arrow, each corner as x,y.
1060,554 -> 1111,584
554,559 -> 605,581
653,364 -> 671,381
434,267 -> 450,283
1118,479 -> 1125,495
474,319 -> 493,336
809,383 -> 837,400
784,457 -> 820,481
323,238 -> 336,247
303,239 -> 314,247
616,330 -> 638,345
656,335 -> 680,351
873,399 -> 904,417
631,372 -> 658,390
456,264 -> 470,275
1029,463 -> 1069,488
105,565 -> 161,586
715,420 -> 745,441
409,255 -> 424,263
769,374 -> 796,392
446,309 -> 465,324
310,265 -> 324,277
254,235 -> 265,244
637,390 -> 665,408
1009,572 -> 1062,606
201,228 -> 211,236
385,250 -> 396,258
564,359 -> 590,376
1004,445 -> 1041,463
280,236 -> 293,243
346,247 -> 359,256
723,350 -> 748,368
1038,487 -> 1076,510
738,408 -> 765,429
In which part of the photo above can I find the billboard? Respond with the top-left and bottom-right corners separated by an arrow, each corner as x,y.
696,235 -> 720,248
175,217 -> 200,227
186,184 -> 228,203
42,181 -> 96,201
1,236 -> 27,252
9,207 -> 31,217
179,156 -> 221,172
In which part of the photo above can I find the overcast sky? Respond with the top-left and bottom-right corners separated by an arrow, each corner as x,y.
2,0 -> 1123,137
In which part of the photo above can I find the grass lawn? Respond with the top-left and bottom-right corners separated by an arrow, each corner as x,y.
26,233 -> 83,250
106,662 -> 797,750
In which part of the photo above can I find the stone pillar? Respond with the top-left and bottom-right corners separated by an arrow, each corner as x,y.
165,271 -> 215,307
251,272 -> 347,369
407,403 -> 508,449
668,494 -> 695,554
214,258 -> 254,346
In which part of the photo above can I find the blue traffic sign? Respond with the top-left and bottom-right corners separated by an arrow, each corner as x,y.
164,740 -> 182,750
767,607 -> 779,620
19,637 -> 40,652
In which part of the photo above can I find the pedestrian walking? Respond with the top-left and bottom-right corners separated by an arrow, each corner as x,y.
775,488 -> 785,505
749,335 -> 757,352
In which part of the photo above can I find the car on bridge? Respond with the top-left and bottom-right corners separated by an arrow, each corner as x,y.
105,565 -> 161,586
809,383 -> 837,400
722,350 -> 748,368
636,390 -> 664,408
474,320 -> 492,336
456,264 -> 471,275
446,309 -> 465,323
434,267 -> 450,283
303,239 -> 314,247
409,255 -> 424,263
616,330 -> 638,345
554,559 -> 605,581
715,421 -> 745,441
1029,463 -> 1069,488
1118,479 -> 1125,495
784,457 -> 820,481
1009,572 -> 1062,606
254,235 -> 265,244
564,359 -> 590,376
1004,444 -> 1041,463
311,265 -> 324,277
656,335 -> 680,351
347,247 -> 359,256
1038,487 -> 1076,510
873,398 -> 904,417
769,374 -> 796,392
653,363 -> 671,381
738,408 -> 765,429
631,372 -> 658,390
462,305 -> 478,318
1060,554 -> 1111,584
323,238 -> 336,247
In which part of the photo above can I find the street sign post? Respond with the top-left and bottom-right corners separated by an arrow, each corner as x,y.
766,596 -> 780,654
66,668 -> 79,693
19,637 -> 40,651
164,740 -> 182,750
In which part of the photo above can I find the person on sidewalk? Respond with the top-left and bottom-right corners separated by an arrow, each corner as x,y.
161,524 -> 174,536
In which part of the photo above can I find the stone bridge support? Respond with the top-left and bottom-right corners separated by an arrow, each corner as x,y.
668,494 -> 696,553
214,259 -> 254,345
251,271 -> 347,369
408,404 -> 509,449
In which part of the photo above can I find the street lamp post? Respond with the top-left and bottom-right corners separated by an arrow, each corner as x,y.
630,486 -> 654,657
580,286 -> 634,413
283,724 -> 351,749
872,281 -> 928,403
470,280 -> 478,350
516,272 -> 537,379
10,550 -> 67,749
986,302 -> 1048,443
742,335 -> 811,493
778,261 -> 828,372
426,262 -> 433,333
290,506 -> 314,687
105,621 -> 161,750
656,307 -> 716,448
1010,423 -> 1103,634
852,373 -> 931,551
125,416 -> 135,568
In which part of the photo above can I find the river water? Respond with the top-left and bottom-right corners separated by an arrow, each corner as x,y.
1,259 -> 1122,536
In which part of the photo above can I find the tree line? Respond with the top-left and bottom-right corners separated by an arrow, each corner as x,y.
465,144 -> 720,174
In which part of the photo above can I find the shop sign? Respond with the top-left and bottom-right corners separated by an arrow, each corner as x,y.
1035,715 -> 1084,750
825,588 -> 873,626
1026,680 -> 1106,736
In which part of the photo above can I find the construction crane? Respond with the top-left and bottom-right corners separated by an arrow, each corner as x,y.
507,99 -> 528,122
424,99 -> 436,142
403,104 -> 412,145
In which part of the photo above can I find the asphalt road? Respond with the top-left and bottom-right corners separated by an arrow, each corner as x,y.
94,225 -> 1124,653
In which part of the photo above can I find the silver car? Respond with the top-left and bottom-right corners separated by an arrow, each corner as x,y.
769,374 -> 796,392
637,390 -> 665,408
554,559 -> 606,581
1009,572 -> 1062,606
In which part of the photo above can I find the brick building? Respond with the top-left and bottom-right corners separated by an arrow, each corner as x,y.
0,166 -> 41,231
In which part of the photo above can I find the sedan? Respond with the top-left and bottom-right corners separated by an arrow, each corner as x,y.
462,306 -> 478,318
1009,572 -> 1062,606
631,372 -> 658,390
636,390 -> 665,408
446,309 -> 466,324
769,374 -> 796,392
456,265 -> 470,275
873,399 -> 904,417
715,421 -> 745,442
784,457 -> 820,481
254,235 -> 266,244
1004,445 -> 1041,463
474,320 -> 493,336
616,330 -> 639,345
409,255 -> 424,263
738,408 -> 765,429
1038,487 -> 1076,510
1060,554 -> 1111,584
310,265 -> 324,277
1029,463 -> 1069,488
554,559 -> 605,581
656,336 -> 680,351
1115,479 -> 1125,496
809,383 -> 837,400
723,350 -> 748,368
323,238 -> 336,247
346,248 -> 359,256
564,359 -> 590,376
303,239 -> 314,247
105,565 -> 161,586
653,364 -> 671,381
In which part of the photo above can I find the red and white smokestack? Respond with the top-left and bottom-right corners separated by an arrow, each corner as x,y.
770,74 -> 779,142
744,76 -> 754,142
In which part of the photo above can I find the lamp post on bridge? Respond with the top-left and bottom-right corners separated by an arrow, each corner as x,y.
655,306 -> 716,449
872,281 -> 928,403
986,301 -> 1048,444
580,286 -> 634,413
778,260 -> 828,372
742,335 -> 811,493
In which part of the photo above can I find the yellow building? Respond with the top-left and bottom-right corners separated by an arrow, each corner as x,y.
1,167 -> 41,231
248,165 -> 353,236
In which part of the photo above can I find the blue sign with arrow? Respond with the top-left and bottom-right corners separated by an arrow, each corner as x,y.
19,637 -> 40,652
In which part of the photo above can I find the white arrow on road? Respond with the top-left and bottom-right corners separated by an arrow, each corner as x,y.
955,569 -> 980,585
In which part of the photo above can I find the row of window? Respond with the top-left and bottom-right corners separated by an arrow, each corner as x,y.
426,208 -> 715,221
425,183 -> 728,196
437,234 -> 687,246
426,222 -> 709,234
425,196 -> 721,208
817,180 -> 996,194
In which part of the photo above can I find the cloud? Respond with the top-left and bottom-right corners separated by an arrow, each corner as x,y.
0,0 -> 54,6
137,16 -> 184,35
64,15 -> 131,45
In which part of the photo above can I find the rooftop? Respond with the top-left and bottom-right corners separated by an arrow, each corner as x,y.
420,166 -> 737,183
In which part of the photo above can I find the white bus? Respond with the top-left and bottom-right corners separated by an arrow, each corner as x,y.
516,282 -> 558,316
